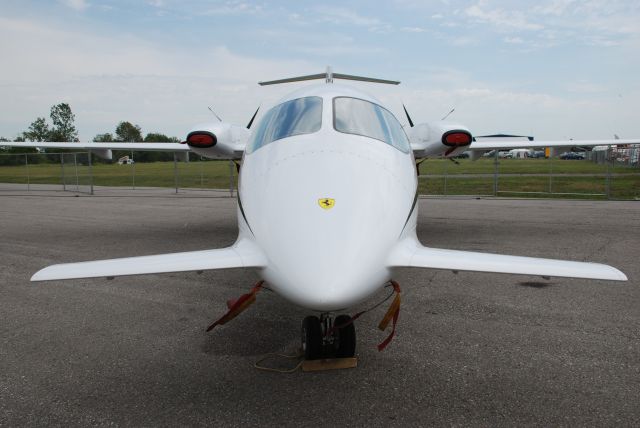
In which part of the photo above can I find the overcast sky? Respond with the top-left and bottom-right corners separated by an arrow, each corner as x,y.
1,0 -> 639,141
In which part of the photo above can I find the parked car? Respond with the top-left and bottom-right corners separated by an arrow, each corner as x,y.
530,150 -> 546,158
560,152 -> 585,160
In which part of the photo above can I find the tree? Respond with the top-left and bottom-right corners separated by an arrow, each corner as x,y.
93,133 -> 114,142
21,103 -> 78,142
0,136 -> 37,165
115,122 -> 142,142
23,117 -> 50,142
144,133 -> 179,143
49,103 -> 78,142
139,133 -> 181,162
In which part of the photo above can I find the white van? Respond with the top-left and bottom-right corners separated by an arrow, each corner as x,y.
509,149 -> 532,159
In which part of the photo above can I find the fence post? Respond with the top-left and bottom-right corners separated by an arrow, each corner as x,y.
173,152 -> 179,194
605,145 -> 612,199
73,153 -> 79,192
493,150 -> 499,196
61,153 -> 66,191
88,151 -> 94,195
25,153 -> 30,192
131,151 -> 135,190
548,152 -> 553,195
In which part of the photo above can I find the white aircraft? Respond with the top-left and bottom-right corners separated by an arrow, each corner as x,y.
3,67 -> 633,360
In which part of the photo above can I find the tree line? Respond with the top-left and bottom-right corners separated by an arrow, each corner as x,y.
0,103 -> 181,164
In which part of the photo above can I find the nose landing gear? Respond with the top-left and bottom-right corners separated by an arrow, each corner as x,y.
301,313 -> 356,360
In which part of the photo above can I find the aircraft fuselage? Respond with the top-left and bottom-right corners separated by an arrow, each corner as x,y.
238,85 -> 418,311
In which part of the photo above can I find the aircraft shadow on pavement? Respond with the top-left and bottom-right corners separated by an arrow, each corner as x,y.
199,296 -> 304,357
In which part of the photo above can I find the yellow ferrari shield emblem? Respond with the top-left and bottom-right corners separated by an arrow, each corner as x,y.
318,198 -> 335,210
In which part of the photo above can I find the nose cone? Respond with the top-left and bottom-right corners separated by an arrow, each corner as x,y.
241,140 -> 416,311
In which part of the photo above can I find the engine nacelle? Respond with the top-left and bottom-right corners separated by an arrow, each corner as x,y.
407,121 -> 472,158
184,122 -> 250,160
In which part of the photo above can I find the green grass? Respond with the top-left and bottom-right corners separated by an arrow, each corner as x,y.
421,158 -> 638,175
417,158 -> 640,200
419,173 -> 640,199
1,157 -> 638,200
0,159 -> 237,189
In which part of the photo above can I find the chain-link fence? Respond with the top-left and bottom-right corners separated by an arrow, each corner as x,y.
0,151 -> 237,196
419,146 -> 640,200
1,147 -> 639,200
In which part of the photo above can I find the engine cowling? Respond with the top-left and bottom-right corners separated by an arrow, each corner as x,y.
183,122 -> 250,160
407,121 -> 472,158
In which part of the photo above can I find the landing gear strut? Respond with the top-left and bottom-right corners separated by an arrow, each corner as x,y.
301,313 -> 356,360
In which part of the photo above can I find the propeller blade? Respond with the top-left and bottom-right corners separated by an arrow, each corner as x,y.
247,106 -> 260,129
402,104 -> 414,128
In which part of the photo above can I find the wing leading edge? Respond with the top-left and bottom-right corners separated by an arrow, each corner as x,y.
1,142 -> 189,152
470,138 -> 640,151
31,240 -> 266,282
388,238 -> 627,281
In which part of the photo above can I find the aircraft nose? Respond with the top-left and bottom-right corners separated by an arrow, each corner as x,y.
243,146 -> 415,310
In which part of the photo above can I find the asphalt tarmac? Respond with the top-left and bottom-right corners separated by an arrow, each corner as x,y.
1,190 -> 638,426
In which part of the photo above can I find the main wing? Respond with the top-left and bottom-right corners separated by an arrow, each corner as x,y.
388,238 -> 627,281
1,141 -> 190,161
31,240 -> 266,281
1,141 -> 188,151
1,120 -> 252,161
470,138 -> 640,151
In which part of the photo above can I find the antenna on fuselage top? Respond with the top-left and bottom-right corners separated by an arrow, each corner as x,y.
258,66 -> 400,86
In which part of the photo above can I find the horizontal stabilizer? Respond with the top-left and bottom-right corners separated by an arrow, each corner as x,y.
31,240 -> 266,282
259,66 -> 399,86
331,73 -> 400,85
388,238 -> 627,281
259,73 -> 327,86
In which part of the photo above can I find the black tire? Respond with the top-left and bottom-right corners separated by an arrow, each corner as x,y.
301,316 -> 323,360
333,314 -> 356,358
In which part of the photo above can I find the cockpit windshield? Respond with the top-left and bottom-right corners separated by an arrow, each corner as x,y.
333,97 -> 410,153
246,96 -> 323,153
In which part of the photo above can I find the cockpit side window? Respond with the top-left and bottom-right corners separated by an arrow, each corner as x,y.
333,97 -> 410,153
246,96 -> 323,153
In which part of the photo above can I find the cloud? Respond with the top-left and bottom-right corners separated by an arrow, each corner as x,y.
449,36 -> 478,46
504,36 -> 524,44
0,16 -> 313,140
201,1 -> 263,16
313,7 -> 389,31
59,0 -> 88,11
1,2 -> 639,141
464,1 -> 544,31
566,79 -> 606,93
401,26 -> 427,33
534,0 -> 577,16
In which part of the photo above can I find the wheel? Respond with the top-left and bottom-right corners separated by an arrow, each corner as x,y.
333,314 -> 356,358
301,316 -> 323,360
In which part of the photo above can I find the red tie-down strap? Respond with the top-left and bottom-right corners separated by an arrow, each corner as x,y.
377,280 -> 401,351
206,280 -> 264,332
325,281 -> 402,351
